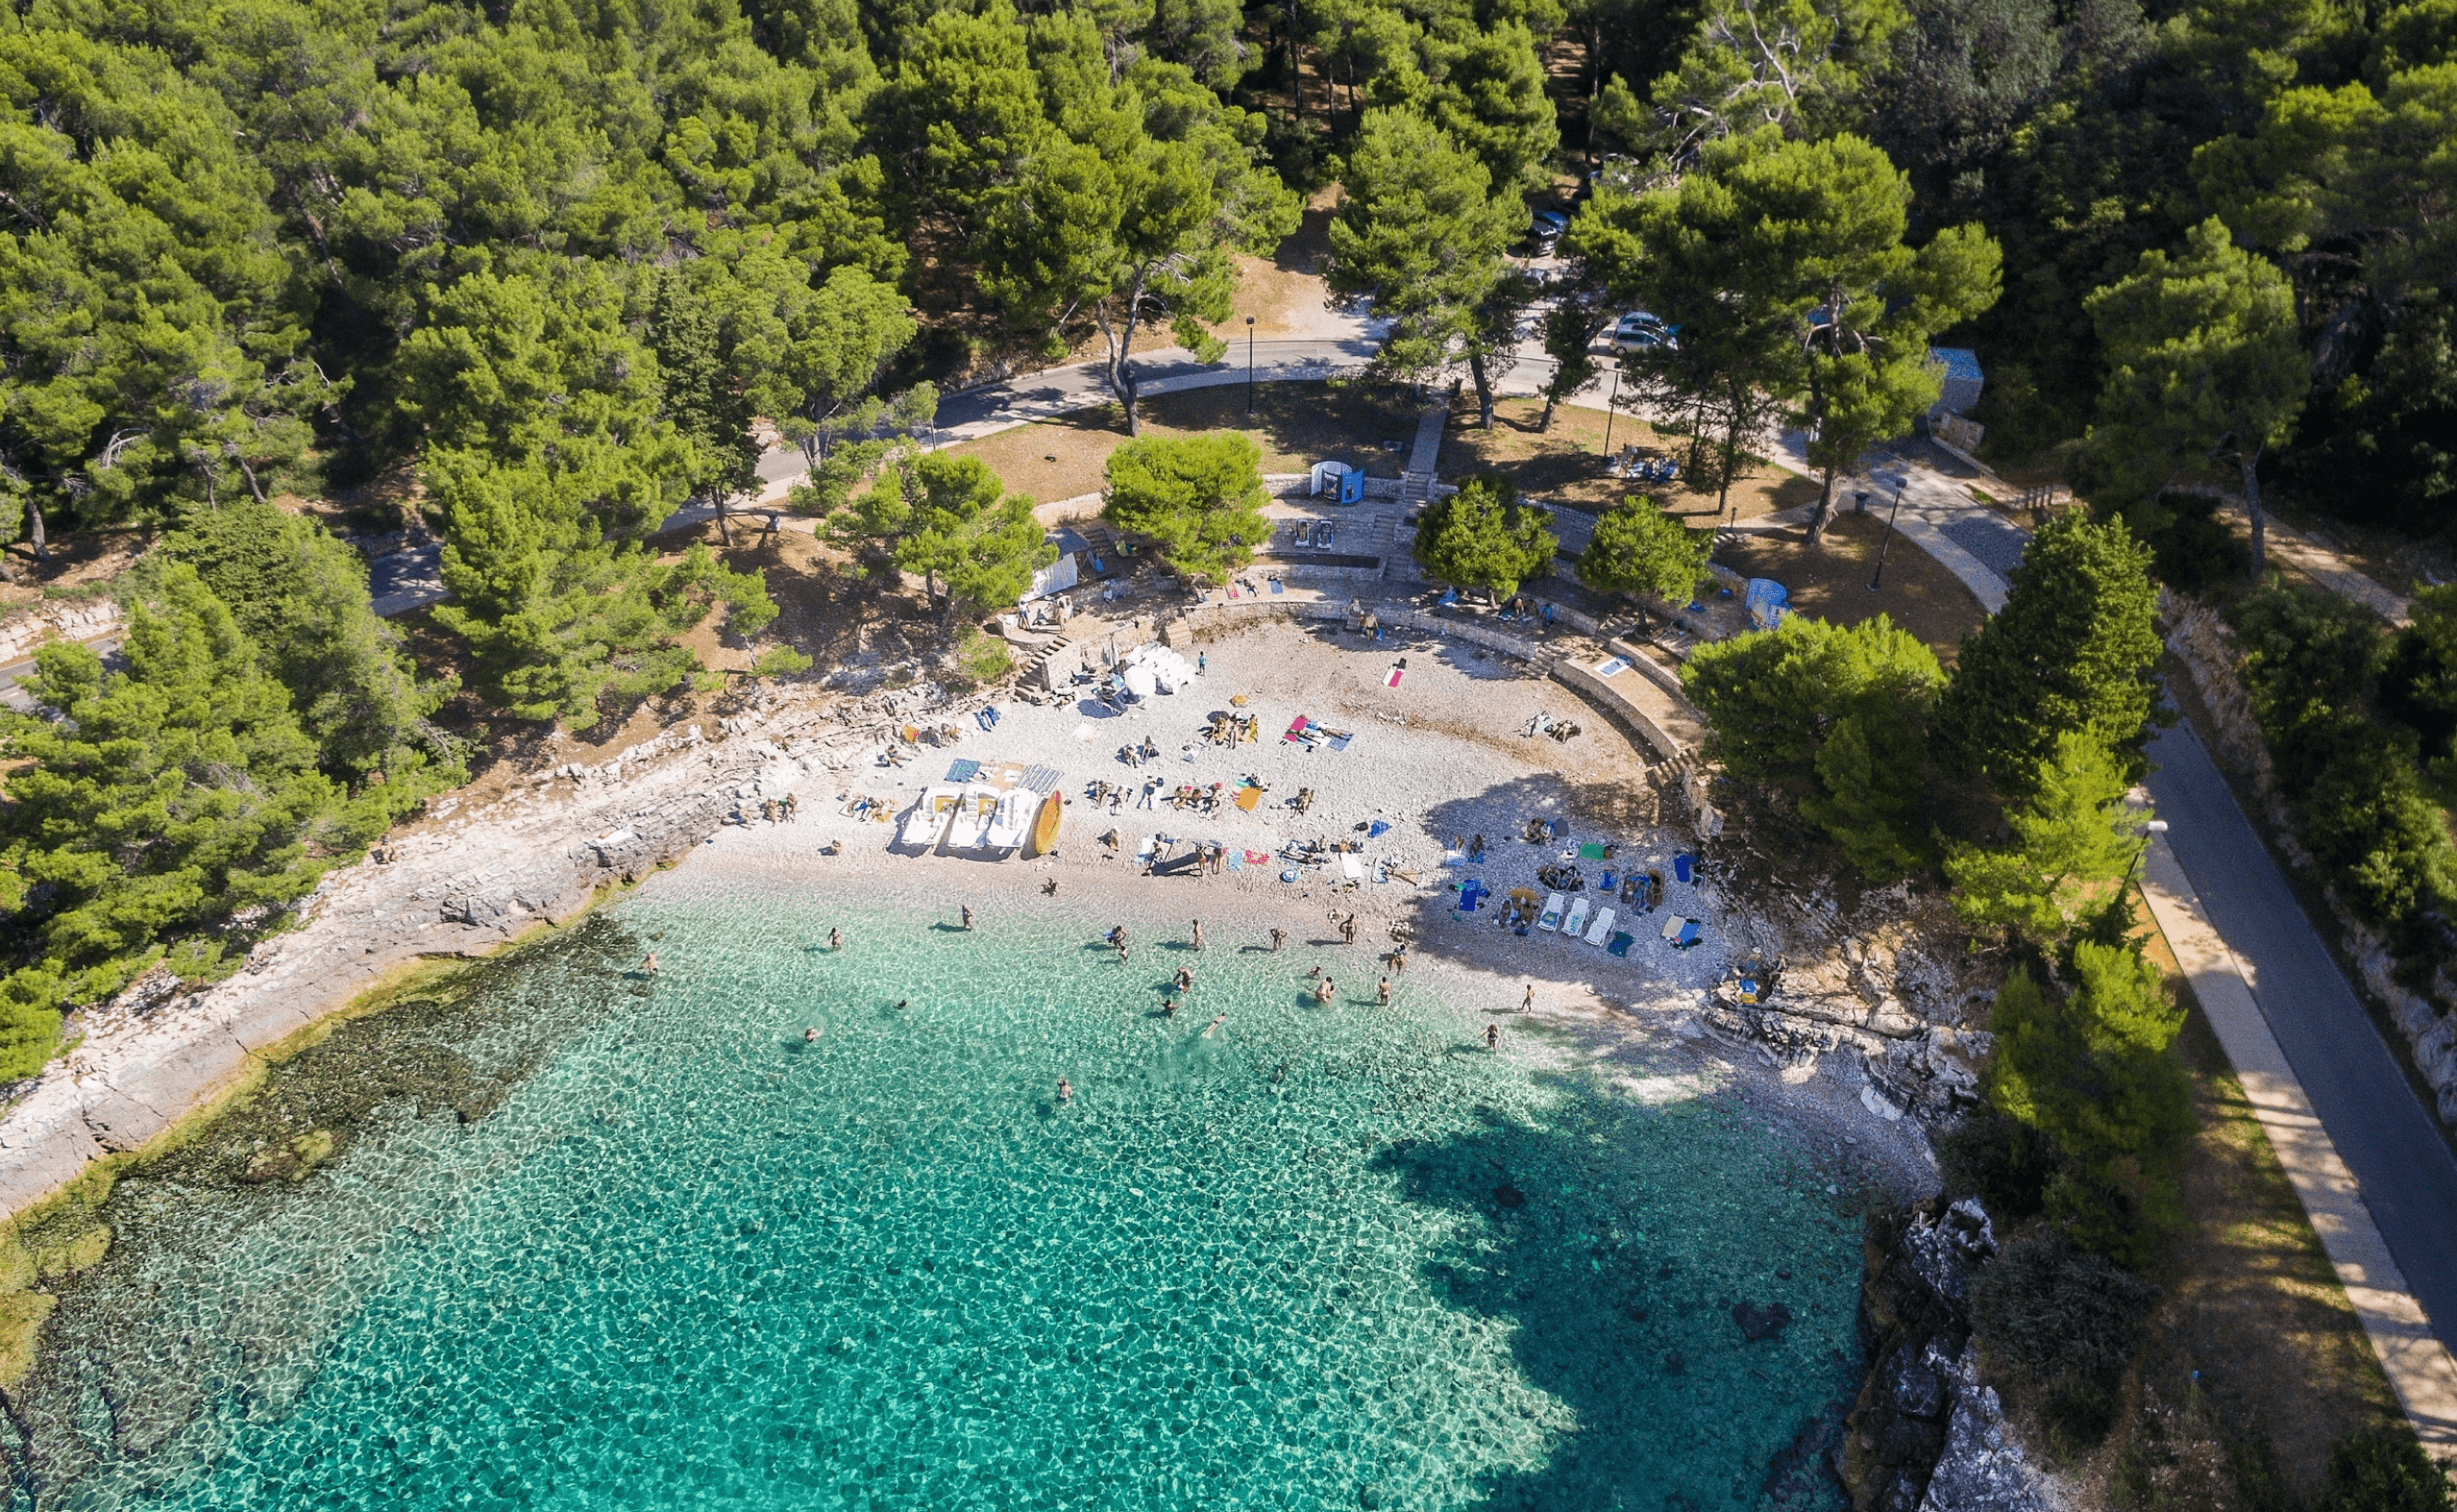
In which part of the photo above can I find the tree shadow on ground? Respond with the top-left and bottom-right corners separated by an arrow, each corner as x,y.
1367,1072 -> 1860,1511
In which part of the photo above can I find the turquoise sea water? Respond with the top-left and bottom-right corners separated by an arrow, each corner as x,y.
31,894 -> 1863,1511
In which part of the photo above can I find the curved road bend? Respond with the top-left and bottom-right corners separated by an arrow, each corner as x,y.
2144,720 -> 2457,1355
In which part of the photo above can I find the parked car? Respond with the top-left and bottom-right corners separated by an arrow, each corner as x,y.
1611,311 -> 1679,354
1528,209 -> 1569,250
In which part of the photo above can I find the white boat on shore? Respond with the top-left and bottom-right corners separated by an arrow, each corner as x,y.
902,786 -> 961,847
943,786 -> 1000,850
983,790 -> 1032,852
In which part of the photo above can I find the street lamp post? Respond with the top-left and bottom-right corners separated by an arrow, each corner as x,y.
1245,317 -> 1257,415
1866,477 -> 1907,593
1602,365 -> 1621,458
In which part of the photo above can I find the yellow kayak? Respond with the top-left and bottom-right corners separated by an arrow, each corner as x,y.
1030,790 -> 1064,855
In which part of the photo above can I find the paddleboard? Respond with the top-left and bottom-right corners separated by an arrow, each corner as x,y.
1030,790 -> 1064,855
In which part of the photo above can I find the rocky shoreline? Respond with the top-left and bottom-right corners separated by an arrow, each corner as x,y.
0,685 -> 914,1220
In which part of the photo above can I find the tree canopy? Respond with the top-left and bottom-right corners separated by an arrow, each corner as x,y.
1102,434 -> 1271,583
1575,495 -> 1712,602
1410,473 -> 1558,600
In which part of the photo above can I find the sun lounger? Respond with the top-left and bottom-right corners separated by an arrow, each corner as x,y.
900,786 -> 961,847
1538,892 -> 1566,931
1584,905 -> 1616,946
1342,854 -> 1365,882
1563,897 -> 1591,937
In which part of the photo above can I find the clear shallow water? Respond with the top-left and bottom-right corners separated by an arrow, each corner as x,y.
32,896 -> 1861,1511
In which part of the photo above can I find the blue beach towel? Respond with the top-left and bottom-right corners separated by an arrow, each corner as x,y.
1606,932 -> 1634,957
1269,578 -> 1285,595
1674,852 -> 1694,884
1328,734 -> 1353,752
945,758 -> 981,782
1367,820 -> 1390,839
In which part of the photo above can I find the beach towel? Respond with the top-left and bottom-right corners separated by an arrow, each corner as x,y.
1135,835 -> 1156,859
1564,898 -> 1591,937
1328,734 -> 1353,752
1225,849 -> 1244,871
1606,932 -> 1634,957
1269,578 -> 1284,594
1386,667 -> 1403,688
1674,852 -> 1694,884
1235,786 -> 1263,811
1584,906 -> 1617,946
1538,893 -> 1566,932
1367,820 -> 1390,839
945,758 -> 981,783
1285,716 -> 1311,740
1341,854 -> 1364,881
1594,657 -> 1629,678
1244,849 -> 1272,866
1578,843 -> 1607,861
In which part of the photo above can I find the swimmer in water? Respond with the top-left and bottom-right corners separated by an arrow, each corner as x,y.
804,1027 -> 819,1042
1307,965 -> 1323,981
1486,1023 -> 1500,1051
1203,1012 -> 1227,1037
1162,997 -> 1179,1017
640,951 -> 658,974
827,928 -> 843,951
895,999 -> 910,1012
1058,1078 -> 1073,1104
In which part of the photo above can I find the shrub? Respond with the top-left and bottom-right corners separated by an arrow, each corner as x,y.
1972,1234 -> 2159,1449
2314,1428 -> 2454,1512
2127,491 -> 2248,594
1937,1111 -> 2056,1220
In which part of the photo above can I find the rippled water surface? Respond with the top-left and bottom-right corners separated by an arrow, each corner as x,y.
36,895 -> 1861,1510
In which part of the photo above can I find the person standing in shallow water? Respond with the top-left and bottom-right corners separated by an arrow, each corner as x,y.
827,928 -> 842,951
962,905 -> 975,931
1057,1078 -> 1072,1104
1377,978 -> 1391,1007
1191,919 -> 1205,951
1486,1024 -> 1500,1051
1269,928 -> 1285,952
1521,984 -> 1533,1014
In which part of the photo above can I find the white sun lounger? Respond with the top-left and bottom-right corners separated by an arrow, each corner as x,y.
901,785 -> 961,847
1342,853 -> 1365,881
1538,892 -> 1566,931
983,790 -> 1031,852
1563,897 -> 1591,938
1584,905 -> 1618,946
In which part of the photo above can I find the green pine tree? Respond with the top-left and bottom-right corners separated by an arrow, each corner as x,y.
1944,731 -> 2149,939
1102,434 -> 1271,584
1575,494 -> 1713,602
1410,473 -> 1559,600
1936,511 -> 2165,792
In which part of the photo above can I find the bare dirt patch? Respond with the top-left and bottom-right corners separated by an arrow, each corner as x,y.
1713,511 -> 1989,664
1443,398 -> 1824,523
945,382 -> 1432,507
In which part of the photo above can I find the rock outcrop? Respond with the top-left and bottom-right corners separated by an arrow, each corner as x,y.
1841,1200 -> 2052,1512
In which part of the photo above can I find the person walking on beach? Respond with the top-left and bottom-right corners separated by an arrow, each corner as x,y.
962,905 -> 976,931
1197,651 -> 1207,675
1340,914 -> 1357,946
1191,919 -> 1205,952
1377,978 -> 1391,1007
1269,928 -> 1286,953
1520,984 -> 1533,1014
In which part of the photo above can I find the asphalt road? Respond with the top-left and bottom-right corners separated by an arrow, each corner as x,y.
2144,718 -> 2457,1352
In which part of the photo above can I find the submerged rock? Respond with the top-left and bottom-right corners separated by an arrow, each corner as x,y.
1733,1300 -> 1794,1341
